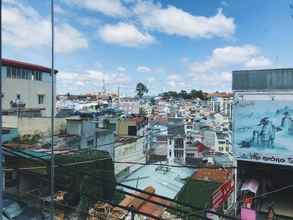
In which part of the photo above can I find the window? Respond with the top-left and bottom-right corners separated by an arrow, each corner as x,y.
174,138 -> 184,148
128,126 -> 137,136
38,94 -> 45,104
7,67 -> 12,78
186,153 -> 194,158
12,67 -> 16,78
174,150 -> 183,158
21,69 -> 26,79
16,68 -> 21,79
87,139 -> 94,146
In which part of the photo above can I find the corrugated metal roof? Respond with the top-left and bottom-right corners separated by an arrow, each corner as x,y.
233,68 -> 293,91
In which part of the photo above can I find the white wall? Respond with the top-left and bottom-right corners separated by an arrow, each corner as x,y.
114,137 -> 146,175
2,74 -> 56,117
3,115 -> 66,136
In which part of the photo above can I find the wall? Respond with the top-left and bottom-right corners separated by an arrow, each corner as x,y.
203,130 -> 217,151
114,137 -> 146,176
3,115 -> 66,136
96,130 -> 115,158
233,92 -> 293,166
66,120 -> 82,136
2,71 -> 56,117
116,119 -> 136,136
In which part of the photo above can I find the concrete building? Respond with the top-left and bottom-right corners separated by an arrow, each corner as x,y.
116,97 -> 140,114
1,59 -> 57,117
167,118 -> 186,164
208,93 -> 233,118
114,137 -> 146,178
116,116 -> 148,137
96,128 -> 115,158
66,118 -> 96,149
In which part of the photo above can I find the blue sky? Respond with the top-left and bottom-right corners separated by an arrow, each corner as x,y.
3,0 -> 293,96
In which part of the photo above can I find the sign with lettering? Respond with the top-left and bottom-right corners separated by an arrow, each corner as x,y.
212,180 -> 234,209
233,100 -> 293,166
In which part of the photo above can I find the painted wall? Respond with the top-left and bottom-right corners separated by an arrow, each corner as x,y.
233,92 -> 293,166
3,115 -> 66,136
114,137 -> 145,176
2,68 -> 56,117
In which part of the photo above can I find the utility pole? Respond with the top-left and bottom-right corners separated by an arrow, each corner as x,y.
0,0 -> 3,219
50,0 -> 55,219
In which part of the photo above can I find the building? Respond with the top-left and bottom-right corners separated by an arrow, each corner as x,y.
96,128 -> 115,158
167,118 -> 186,164
114,137 -> 146,178
66,118 -> 96,149
116,116 -> 148,137
116,97 -> 140,114
1,59 -> 57,117
208,93 -> 233,118
232,68 -> 293,218
176,168 -> 234,214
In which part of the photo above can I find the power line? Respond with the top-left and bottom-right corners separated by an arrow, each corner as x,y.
2,152 -> 238,220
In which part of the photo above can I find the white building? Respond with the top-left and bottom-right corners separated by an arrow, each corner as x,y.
1,59 -> 56,117
116,97 -> 140,114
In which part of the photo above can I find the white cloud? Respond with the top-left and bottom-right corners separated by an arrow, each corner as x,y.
167,74 -> 186,88
244,56 -> 272,68
54,4 -> 67,15
190,45 -> 271,73
188,45 -> 272,91
58,69 -> 130,85
98,22 -> 155,47
55,24 -> 88,53
3,0 -> 88,53
134,1 -> 235,39
147,77 -> 156,83
58,69 -> 130,93
137,65 -> 152,73
65,0 -> 129,17
117,66 -> 127,72
221,1 -> 229,7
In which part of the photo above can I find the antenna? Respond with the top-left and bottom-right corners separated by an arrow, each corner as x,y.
102,78 -> 106,94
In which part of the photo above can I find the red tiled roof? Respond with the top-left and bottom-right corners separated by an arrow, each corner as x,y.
138,196 -> 170,219
192,168 -> 232,183
118,186 -> 171,219
2,58 -> 58,74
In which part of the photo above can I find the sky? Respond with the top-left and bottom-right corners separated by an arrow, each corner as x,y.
3,0 -> 293,96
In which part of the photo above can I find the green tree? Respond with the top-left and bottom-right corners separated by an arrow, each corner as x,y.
136,82 -> 148,99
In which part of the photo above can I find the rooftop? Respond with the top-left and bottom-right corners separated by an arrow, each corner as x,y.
192,168 -> 231,183
2,58 -> 58,74
120,161 -> 194,199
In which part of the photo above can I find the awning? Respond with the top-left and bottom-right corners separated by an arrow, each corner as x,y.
241,179 -> 260,194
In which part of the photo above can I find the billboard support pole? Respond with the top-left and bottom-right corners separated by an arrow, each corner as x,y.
234,160 -> 238,216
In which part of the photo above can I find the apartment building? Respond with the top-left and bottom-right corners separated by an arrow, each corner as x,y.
1,59 -> 57,117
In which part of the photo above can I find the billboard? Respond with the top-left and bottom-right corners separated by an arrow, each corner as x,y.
233,99 -> 293,166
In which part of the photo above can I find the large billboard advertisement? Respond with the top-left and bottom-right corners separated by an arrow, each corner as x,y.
233,98 -> 293,166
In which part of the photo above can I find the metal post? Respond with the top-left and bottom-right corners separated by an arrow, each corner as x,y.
0,0 -> 3,218
234,160 -> 238,216
50,0 -> 55,219
130,206 -> 135,220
